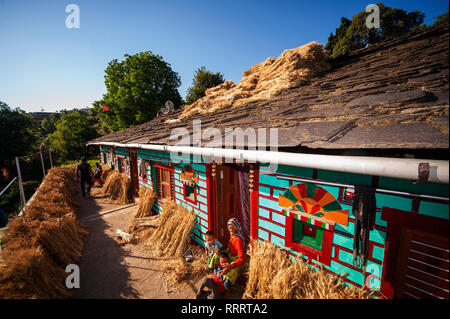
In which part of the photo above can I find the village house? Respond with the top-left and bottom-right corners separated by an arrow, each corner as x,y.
88,26 -> 449,299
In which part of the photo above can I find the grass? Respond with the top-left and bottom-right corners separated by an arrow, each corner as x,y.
60,159 -> 97,170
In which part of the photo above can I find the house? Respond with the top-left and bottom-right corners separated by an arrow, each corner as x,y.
88,26 -> 449,299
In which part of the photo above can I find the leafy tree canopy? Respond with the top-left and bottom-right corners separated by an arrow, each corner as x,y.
327,3 -> 425,58
0,102 -> 39,165
433,10 -> 449,27
185,66 -> 225,105
48,111 -> 98,162
93,51 -> 182,133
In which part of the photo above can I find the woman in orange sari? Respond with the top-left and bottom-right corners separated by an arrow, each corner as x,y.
209,218 -> 247,291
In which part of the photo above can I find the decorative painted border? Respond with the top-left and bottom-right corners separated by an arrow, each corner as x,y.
283,209 -> 335,231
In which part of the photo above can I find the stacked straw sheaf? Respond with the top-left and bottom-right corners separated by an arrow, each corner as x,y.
168,42 -> 331,123
149,200 -> 196,258
0,166 -> 88,299
134,186 -> 156,218
243,241 -> 374,299
92,167 -> 130,204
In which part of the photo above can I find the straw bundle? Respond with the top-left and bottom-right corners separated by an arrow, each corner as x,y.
134,186 -> 156,218
169,42 -> 331,122
92,170 -> 130,204
161,245 -> 209,293
243,241 -> 373,299
100,164 -> 114,184
126,214 -> 161,242
149,200 -> 196,258
0,166 -> 88,299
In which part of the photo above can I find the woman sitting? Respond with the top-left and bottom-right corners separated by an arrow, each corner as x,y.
208,217 -> 247,292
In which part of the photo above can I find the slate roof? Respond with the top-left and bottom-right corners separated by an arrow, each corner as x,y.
89,26 -> 449,150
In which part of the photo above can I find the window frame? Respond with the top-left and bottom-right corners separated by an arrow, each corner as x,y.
284,210 -> 334,266
153,164 -> 174,200
183,183 -> 197,204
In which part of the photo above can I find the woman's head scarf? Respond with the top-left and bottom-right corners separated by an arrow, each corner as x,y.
227,217 -> 245,243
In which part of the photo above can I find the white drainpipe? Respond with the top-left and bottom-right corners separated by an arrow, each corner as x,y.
89,142 -> 449,184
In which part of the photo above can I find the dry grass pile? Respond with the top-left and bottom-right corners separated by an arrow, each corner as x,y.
243,241 -> 374,299
126,214 -> 160,243
134,186 -> 156,218
149,200 -> 197,258
92,170 -> 130,204
161,245 -> 209,293
0,166 -> 88,299
100,164 -> 114,183
169,42 -> 330,122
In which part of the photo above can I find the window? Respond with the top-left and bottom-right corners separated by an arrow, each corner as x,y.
155,166 -> 173,199
284,211 -> 333,266
184,184 -> 197,203
118,157 -> 125,173
293,220 -> 323,251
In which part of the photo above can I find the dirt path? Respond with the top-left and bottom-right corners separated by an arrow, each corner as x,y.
72,188 -> 194,299
72,186 -> 244,299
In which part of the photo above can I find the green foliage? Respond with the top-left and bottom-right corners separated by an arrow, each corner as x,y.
60,158 -> 97,170
48,111 -> 99,162
0,180 -> 39,216
185,66 -> 225,105
434,10 -> 449,27
93,51 -> 182,133
0,102 -> 39,165
327,3 -> 425,58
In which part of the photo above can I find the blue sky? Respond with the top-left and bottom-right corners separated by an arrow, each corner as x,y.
0,0 -> 448,113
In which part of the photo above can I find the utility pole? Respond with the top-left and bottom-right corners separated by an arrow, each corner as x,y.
48,148 -> 53,168
15,157 -> 26,207
39,150 -> 46,177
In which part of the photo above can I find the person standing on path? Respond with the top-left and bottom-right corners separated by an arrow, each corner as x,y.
75,157 -> 93,197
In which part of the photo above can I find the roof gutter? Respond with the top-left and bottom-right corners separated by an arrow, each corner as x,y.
88,141 -> 449,184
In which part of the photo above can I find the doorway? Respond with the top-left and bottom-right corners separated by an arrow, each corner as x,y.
212,164 -> 251,246
129,149 -> 139,197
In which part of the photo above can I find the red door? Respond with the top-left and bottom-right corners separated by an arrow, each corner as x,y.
213,165 -> 240,245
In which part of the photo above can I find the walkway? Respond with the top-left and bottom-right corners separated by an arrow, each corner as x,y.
72,188 -> 193,299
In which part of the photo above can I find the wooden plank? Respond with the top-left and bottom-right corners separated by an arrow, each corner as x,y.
404,275 -> 449,299
406,265 -> 449,291
408,258 -> 449,280
408,249 -> 449,270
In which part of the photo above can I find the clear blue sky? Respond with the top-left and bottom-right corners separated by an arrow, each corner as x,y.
0,0 -> 448,113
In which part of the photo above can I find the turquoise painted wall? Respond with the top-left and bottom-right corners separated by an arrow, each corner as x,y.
258,162 -> 449,291
135,148 -> 210,246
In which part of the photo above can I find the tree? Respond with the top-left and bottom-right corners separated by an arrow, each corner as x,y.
48,111 -> 98,161
185,66 -> 225,105
93,51 -> 182,133
0,102 -> 39,166
433,10 -> 449,27
327,3 -> 425,58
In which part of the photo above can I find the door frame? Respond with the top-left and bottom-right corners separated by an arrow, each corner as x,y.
129,148 -> 139,197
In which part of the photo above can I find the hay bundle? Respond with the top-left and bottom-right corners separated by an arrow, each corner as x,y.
0,247 -> 71,299
161,245 -> 209,293
243,241 -> 373,299
37,215 -> 88,266
92,170 -> 130,204
126,214 -> 161,242
149,200 -> 196,258
134,186 -> 156,218
0,166 -> 87,299
168,42 -> 331,122
100,164 -> 114,184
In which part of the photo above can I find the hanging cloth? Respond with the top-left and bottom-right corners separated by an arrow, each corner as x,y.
139,159 -> 147,179
352,185 -> 376,273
